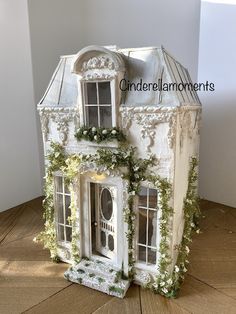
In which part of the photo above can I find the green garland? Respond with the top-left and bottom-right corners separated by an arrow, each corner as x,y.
34,143 -> 67,262
171,157 -> 200,293
95,147 -> 156,279
75,126 -> 126,144
150,157 -> 200,298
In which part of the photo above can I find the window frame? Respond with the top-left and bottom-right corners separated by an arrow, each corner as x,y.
81,79 -> 116,128
135,185 -> 159,270
54,173 -> 72,248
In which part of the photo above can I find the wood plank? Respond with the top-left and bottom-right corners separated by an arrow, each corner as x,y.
189,261 -> 236,293
173,275 -> 236,314
140,287 -> 190,314
0,235 -> 50,261
1,198 -> 44,245
93,284 -> 141,314
24,284 -> 112,314
0,204 -> 25,243
0,287 -> 62,314
0,260 -> 70,288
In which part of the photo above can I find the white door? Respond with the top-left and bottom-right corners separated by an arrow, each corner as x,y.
91,183 -> 117,260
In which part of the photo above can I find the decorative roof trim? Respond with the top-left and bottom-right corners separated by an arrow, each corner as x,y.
71,45 -> 125,75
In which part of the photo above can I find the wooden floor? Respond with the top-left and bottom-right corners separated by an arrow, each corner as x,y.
0,198 -> 236,314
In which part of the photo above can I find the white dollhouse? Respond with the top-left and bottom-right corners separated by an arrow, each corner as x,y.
37,45 -> 201,298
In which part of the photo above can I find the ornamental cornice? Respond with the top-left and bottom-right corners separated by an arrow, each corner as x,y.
120,106 -> 177,152
38,107 -> 79,144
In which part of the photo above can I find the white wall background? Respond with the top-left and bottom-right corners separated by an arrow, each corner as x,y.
198,0 -> 236,207
0,0 -> 41,211
81,0 -> 201,80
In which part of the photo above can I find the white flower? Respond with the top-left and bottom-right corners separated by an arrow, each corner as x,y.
111,129 -> 117,135
94,135 -> 97,140
174,265 -> 180,273
130,191 -> 136,196
102,129 -> 107,135
183,267 -> 187,272
161,254 -> 166,258
134,166 -> 139,172
83,130 -> 88,135
167,278 -> 173,285
190,222 -> 195,228
185,246 -> 190,253
162,287 -> 168,294
92,127 -> 96,132
160,281 -> 165,287
152,283 -> 158,289
196,229 -> 200,234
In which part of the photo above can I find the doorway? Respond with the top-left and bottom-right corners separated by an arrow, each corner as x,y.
90,182 -> 117,260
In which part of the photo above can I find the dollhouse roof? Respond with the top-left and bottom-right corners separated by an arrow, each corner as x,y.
39,46 -> 201,107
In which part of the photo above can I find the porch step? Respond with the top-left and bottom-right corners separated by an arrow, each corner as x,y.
64,258 -> 130,298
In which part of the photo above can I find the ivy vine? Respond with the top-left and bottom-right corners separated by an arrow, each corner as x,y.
149,157 -> 200,298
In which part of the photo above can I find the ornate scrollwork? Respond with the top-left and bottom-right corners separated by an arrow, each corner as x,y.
82,56 -> 115,72
120,106 -> 177,152
38,107 -> 80,145
80,55 -> 117,80
178,107 -> 202,149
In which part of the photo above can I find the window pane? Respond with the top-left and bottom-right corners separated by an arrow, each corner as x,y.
65,226 -> 72,242
56,176 -> 63,193
108,234 -> 114,251
149,189 -> 157,209
86,106 -> 98,127
57,194 -> 64,224
101,230 -> 106,247
99,106 -> 112,128
138,187 -> 147,207
65,195 -> 71,225
98,82 -> 111,104
101,188 -> 113,220
138,208 -> 147,245
138,245 -> 146,262
86,82 -> 97,104
64,181 -> 70,194
58,225 -> 64,241
148,248 -> 156,264
148,210 -> 157,246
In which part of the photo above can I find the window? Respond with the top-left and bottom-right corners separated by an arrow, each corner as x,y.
137,187 -> 158,265
55,176 -> 72,243
83,81 -> 113,128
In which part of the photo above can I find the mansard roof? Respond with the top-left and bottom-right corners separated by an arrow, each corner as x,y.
39,45 -> 201,107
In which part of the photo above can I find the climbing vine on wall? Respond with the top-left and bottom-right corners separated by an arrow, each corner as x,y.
95,147 -> 156,279
149,157 -> 200,298
34,142 -> 66,262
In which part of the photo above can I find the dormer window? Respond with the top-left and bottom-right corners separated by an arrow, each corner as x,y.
83,81 -> 113,128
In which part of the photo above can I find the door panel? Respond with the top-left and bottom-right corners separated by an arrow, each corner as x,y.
92,183 -> 116,259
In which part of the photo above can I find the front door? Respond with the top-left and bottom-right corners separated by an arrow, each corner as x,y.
90,182 -> 116,260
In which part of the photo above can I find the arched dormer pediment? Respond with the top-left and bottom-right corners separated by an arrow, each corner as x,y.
71,45 -> 125,80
